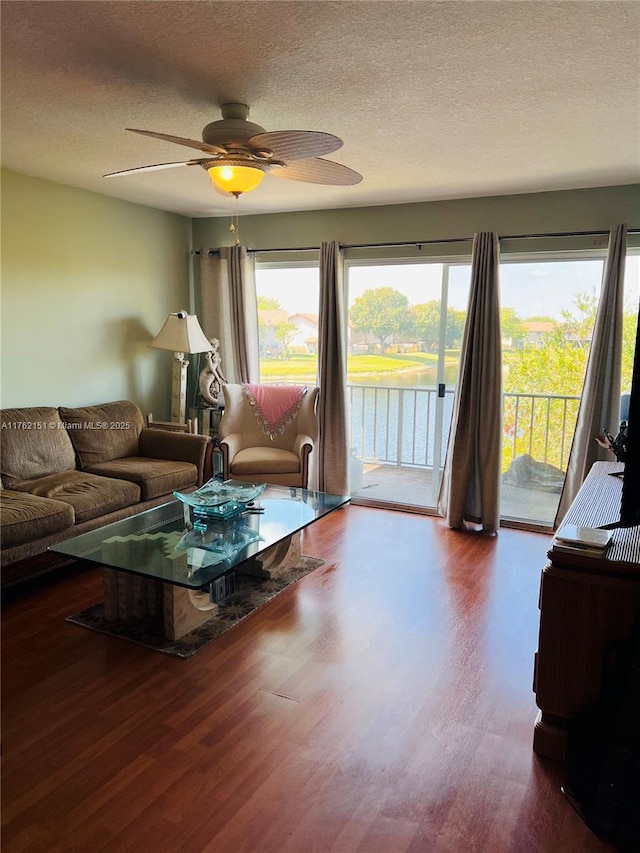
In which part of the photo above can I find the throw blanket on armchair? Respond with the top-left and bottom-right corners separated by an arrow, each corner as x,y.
242,384 -> 307,441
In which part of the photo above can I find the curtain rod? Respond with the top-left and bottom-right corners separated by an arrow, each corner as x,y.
191,228 -> 639,256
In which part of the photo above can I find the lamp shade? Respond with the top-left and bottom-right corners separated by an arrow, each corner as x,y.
207,161 -> 265,195
149,311 -> 212,354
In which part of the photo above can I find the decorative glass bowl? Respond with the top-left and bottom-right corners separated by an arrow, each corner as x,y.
173,479 -> 266,522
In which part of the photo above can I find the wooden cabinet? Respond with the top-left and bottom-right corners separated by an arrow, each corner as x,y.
533,462 -> 640,760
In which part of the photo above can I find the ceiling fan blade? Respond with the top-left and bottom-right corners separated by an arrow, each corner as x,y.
103,159 -> 209,177
249,130 -> 343,161
126,128 -> 226,156
269,158 -> 362,186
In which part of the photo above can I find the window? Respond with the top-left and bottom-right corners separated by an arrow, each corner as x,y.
254,264 -> 319,385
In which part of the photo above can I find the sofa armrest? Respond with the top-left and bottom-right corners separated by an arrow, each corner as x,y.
138,428 -> 210,485
218,432 -> 243,480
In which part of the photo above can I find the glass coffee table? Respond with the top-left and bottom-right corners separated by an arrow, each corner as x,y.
50,484 -> 349,641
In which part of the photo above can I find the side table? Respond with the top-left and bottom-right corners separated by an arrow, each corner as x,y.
190,406 -> 223,479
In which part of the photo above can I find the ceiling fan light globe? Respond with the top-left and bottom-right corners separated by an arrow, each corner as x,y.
207,162 -> 265,194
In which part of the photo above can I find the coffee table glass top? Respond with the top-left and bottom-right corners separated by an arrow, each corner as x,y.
49,484 -> 349,589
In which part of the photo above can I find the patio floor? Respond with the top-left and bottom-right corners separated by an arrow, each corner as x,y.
352,462 -> 560,528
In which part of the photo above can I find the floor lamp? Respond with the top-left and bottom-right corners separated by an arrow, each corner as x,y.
149,311 -> 212,424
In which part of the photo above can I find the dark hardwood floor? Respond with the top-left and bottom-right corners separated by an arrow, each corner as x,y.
1,506 -> 613,852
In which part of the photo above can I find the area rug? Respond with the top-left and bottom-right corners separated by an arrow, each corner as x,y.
65,556 -> 324,658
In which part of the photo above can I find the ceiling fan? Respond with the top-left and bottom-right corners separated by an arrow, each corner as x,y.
104,102 -> 362,196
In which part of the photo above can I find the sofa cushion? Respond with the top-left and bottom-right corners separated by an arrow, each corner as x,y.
0,490 -> 75,548
12,471 -> 140,523
59,401 -> 145,468
85,457 -> 197,500
230,447 -> 301,476
1,407 -> 77,487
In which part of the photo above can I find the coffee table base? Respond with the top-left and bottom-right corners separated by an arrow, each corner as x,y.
103,570 -> 218,641
102,530 -> 303,641
239,532 -> 302,580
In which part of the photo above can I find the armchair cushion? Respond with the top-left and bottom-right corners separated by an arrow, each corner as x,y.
231,448 -> 301,477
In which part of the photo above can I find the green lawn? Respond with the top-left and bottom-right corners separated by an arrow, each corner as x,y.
259,352 -> 458,382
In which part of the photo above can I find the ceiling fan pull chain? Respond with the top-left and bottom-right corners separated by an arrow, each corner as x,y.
228,194 -> 241,246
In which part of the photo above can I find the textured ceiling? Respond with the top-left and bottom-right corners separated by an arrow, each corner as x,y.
2,1 -> 639,218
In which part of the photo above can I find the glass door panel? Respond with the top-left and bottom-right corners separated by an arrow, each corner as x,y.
499,257 -> 604,525
622,254 -> 640,401
347,261 -> 470,509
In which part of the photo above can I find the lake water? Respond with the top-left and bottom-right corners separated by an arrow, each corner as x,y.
348,365 -> 459,467
348,383 -> 456,469
349,362 -> 460,389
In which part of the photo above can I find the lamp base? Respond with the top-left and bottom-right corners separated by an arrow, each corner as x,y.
170,354 -> 188,424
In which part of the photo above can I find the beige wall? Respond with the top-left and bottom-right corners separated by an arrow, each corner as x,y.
1,170 -> 192,417
192,184 -> 640,252
3,174 -> 638,417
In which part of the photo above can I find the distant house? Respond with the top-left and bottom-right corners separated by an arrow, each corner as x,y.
259,310 -> 356,356
288,313 -> 319,353
258,309 -> 289,355
258,310 -> 323,355
521,321 -> 558,348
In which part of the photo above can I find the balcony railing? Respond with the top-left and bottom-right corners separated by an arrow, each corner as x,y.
348,384 -> 580,474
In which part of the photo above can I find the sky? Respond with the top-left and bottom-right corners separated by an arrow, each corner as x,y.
256,256 -> 640,321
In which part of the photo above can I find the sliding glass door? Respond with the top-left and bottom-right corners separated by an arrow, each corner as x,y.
346,259 -> 470,509
253,248 -> 639,528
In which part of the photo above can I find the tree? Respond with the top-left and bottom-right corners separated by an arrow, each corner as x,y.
257,297 -> 296,356
446,308 -> 466,349
274,322 -> 298,357
621,314 -> 638,391
504,294 -> 598,396
502,293 -> 600,472
411,302 -> 465,351
558,290 -> 597,353
500,307 -> 526,348
524,315 -> 556,323
257,296 -> 281,310
412,301 -> 440,350
350,287 -> 413,350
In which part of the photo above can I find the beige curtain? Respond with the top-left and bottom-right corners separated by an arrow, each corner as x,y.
316,241 -> 349,495
437,232 -> 502,531
198,246 -> 260,384
554,224 -> 628,525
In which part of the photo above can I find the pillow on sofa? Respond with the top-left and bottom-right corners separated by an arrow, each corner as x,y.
0,407 -> 77,487
59,401 -> 145,468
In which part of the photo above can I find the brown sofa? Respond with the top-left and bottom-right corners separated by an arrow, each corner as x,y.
0,400 -> 209,585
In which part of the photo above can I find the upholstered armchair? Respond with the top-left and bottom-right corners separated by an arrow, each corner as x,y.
219,383 -> 319,488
